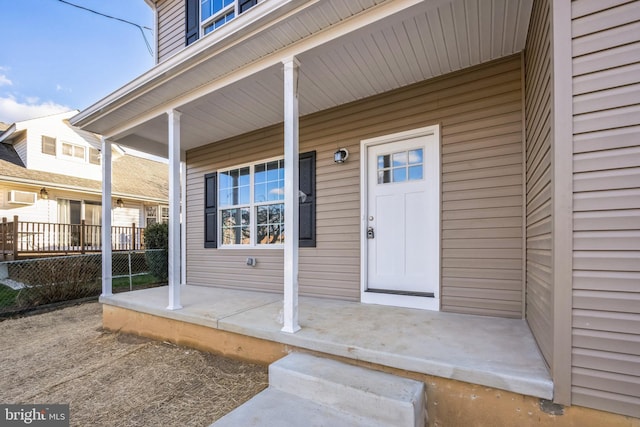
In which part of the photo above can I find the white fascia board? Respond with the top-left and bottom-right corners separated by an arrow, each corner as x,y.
70,0 -> 307,130
0,124 -> 17,143
0,175 -> 166,203
106,192 -> 168,204
0,176 -> 103,197
100,0 -> 443,140
113,134 -> 169,159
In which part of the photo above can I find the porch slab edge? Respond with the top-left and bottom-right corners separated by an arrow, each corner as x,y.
216,307 -> 553,400
100,286 -> 553,400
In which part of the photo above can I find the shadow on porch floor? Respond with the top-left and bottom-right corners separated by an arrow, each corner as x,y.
100,284 -> 553,400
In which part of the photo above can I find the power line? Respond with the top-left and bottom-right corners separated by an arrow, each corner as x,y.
56,0 -> 153,56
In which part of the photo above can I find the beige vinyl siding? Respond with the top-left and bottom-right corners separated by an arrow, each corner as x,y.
157,0 -> 184,63
186,56 -> 524,315
571,0 -> 640,418
187,126 -> 287,295
438,58 -> 524,318
524,0 -> 553,367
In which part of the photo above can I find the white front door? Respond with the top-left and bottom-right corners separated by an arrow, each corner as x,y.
361,126 -> 440,310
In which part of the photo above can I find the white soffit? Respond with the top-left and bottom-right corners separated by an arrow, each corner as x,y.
79,0 -> 533,153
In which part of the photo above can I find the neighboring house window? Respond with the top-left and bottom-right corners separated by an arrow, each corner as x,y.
42,136 -> 56,155
146,206 -> 158,226
146,205 -> 168,225
61,142 -> 85,161
84,201 -> 102,226
186,0 -> 258,45
58,199 -> 82,246
204,151 -> 315,248
58,199 -> 101,247
89,147 -> 101,165
160,206 -> 169,224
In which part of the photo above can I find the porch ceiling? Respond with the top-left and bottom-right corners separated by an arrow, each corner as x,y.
72,0 -> 532,156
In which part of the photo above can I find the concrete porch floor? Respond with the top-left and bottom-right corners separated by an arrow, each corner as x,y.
100,284 -> 553,400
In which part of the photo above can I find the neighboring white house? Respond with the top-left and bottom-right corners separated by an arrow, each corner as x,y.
0,111 -> 168,236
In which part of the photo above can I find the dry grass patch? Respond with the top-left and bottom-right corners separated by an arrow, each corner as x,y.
0,302 -> 268,426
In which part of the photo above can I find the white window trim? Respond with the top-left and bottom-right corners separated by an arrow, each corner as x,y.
218,155 -> 285,249
200,0 -> 260,37
145,205 -> 159,226
160,205 -> 169,224
60,141 -> 87,163
201,2 -> 235,32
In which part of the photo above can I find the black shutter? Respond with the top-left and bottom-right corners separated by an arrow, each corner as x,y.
239,0 -> 258,13
204,172 -> 217,248
299,151 -> 316,248
185,0 -> 199,46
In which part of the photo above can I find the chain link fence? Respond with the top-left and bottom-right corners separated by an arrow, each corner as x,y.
0,250 -> 166,316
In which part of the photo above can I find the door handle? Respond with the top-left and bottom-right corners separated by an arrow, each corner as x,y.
367,226 -> 375,239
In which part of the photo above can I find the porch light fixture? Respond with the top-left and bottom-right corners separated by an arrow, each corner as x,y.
116,198 -> 124,208
39,187 -> 49,200
334,148 -> 349,164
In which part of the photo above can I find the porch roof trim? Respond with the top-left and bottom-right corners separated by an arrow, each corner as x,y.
71,0 -> 533,156
69,0 -> 383,134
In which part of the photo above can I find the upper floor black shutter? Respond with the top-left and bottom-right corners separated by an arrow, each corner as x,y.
299,151 -> 316,247
185,0 -> 199,46
204,172 -> 217,248
239,0 -> 258,13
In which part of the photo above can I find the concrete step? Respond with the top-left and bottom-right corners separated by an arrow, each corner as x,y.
212,353 -> 426,427
212,388 -> 391,427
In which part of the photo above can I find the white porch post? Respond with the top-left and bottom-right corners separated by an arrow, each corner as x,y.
180,154 -> 187,286
101,137 -> 113,297
282,57 -> 301,333
167,109 -> 182,310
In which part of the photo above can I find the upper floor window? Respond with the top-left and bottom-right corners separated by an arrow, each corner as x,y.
89,148 -> 101,165
201,0 -> 232,19
188,0 -> 258,44
61,142 -> 85,161
42,136 -> 56,156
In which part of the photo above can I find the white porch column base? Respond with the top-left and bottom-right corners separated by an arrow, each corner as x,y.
282,57 -> 301,333
167,109 -> 182,310
101,137 -> 113,297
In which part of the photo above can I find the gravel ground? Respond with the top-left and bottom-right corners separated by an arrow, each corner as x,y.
0,302 -> 268,426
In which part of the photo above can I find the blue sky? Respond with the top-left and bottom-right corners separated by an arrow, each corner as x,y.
0,0 -> 154,124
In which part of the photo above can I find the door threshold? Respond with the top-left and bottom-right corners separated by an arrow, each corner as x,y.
366,289 -> 435,298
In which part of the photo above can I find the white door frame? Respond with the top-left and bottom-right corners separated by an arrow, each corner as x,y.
360,125 -> 441,310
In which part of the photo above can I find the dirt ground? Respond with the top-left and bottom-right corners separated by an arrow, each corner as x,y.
0,302 -> 268,426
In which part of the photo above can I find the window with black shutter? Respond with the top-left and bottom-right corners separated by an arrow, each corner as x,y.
204,151 -> 316,248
